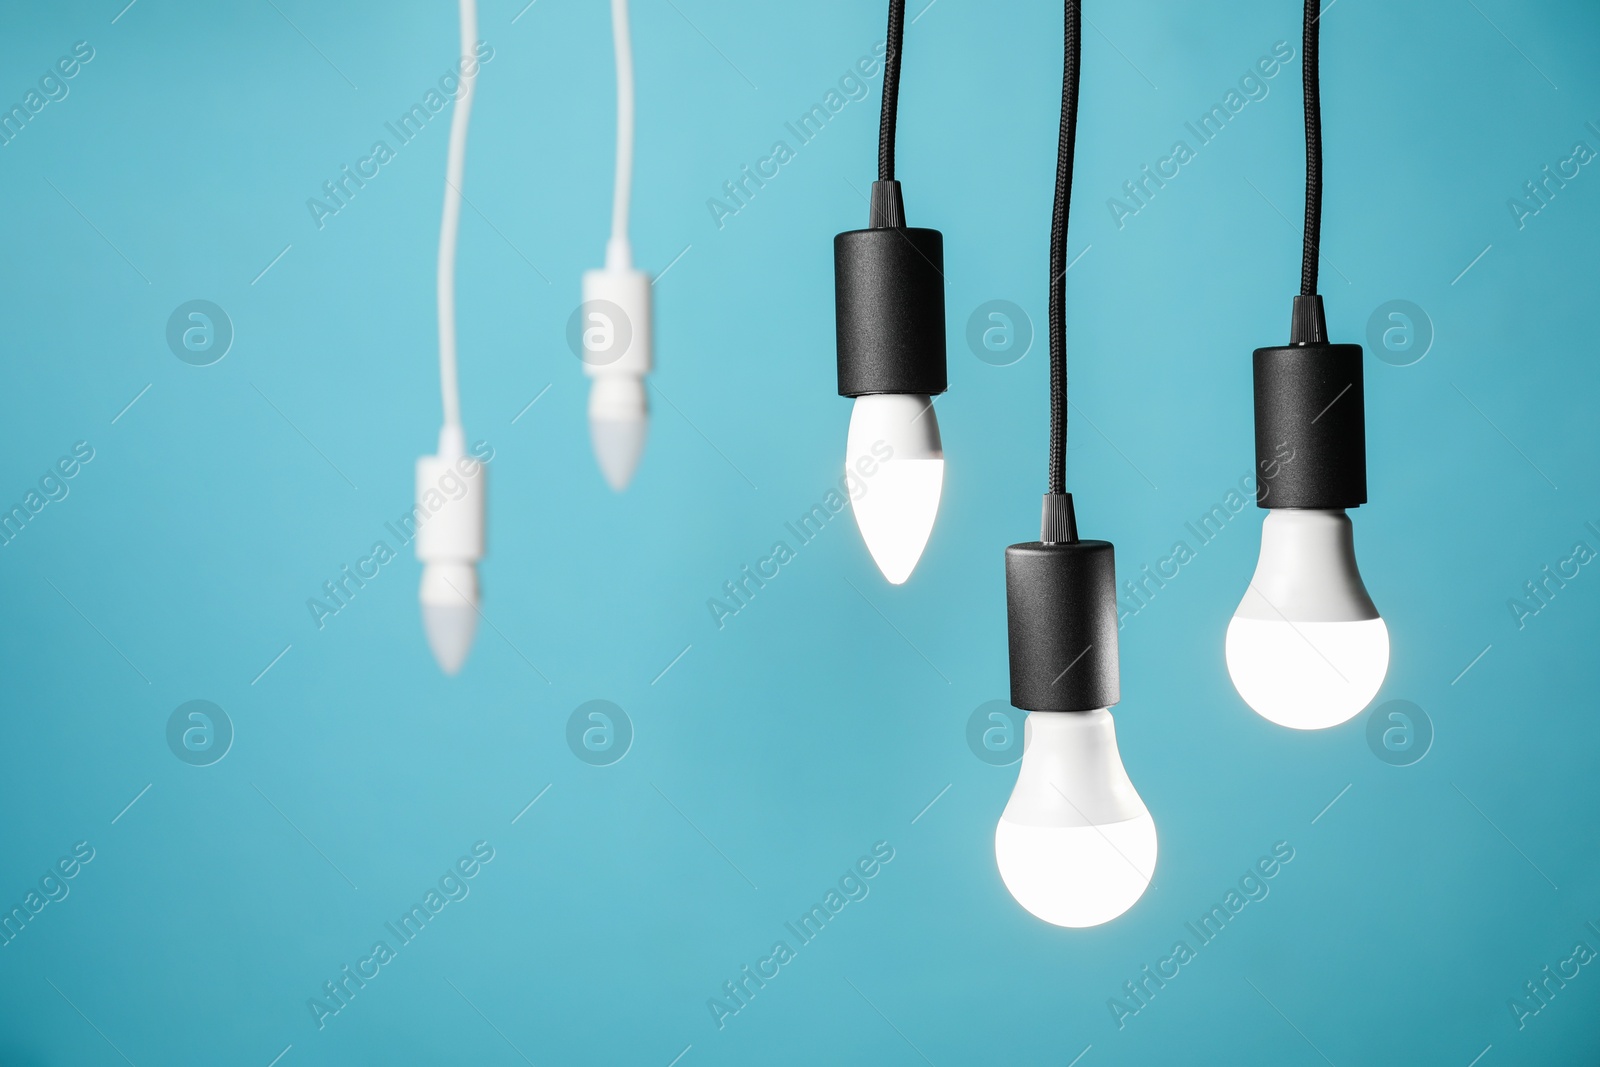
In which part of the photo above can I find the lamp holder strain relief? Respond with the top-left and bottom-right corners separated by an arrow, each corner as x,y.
436,422 -> 467,459
868,180 -> 906,229
604,237 -> 632,271
1289,293 -> 1327,346
1040,492 -> 1078,544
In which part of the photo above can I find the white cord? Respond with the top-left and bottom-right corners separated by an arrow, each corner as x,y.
437,0 -> 479,430
606,0 -> 634,270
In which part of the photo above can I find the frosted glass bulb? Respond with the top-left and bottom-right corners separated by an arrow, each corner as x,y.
1226,508 -> 1389,730
994,710 -> 1156,928
845,393 -> 943,585
420,561 -> 478,675
589,375 -> 648,491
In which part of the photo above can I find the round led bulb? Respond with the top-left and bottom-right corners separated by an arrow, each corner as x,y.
1226,508 -> 1389,729
994,709 -> 1156,928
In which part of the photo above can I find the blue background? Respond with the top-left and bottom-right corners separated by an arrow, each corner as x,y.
1,0 -> 1597,1063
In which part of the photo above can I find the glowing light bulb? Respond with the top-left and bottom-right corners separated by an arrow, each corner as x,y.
1226,508 -> 1389,729
994,709 -> 1156,928
845,392 -> 943,585
416,426 -> 485,676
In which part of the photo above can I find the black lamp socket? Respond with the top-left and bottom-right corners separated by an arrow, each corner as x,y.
833,180 -> 948,398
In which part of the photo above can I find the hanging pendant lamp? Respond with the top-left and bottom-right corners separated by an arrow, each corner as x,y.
582,0 -> 652,491
832,0 -> 947,585
416,0 -> 486,676
994,0 -> 1156,929
1225,0 -> 1388,730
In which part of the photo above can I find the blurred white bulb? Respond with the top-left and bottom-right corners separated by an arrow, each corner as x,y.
1226,508 -> 1389,730
416,426 -> 485,676
994,709 -> 1156,928
583,263 -> 652,492
589,374 -> 648,491
420,561 -> 478,675
846,393 -> 943,585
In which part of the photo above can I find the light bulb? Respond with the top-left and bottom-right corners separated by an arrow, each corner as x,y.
994,709 -> 1156,928
1226,508 -> 1388,729
416,426 -> 485,676
589,374 -> 647,491
582,262 -> 652,491
420,561 -> 478,675
845,392 -> 943,585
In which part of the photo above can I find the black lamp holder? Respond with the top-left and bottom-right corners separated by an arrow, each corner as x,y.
833,180 -> 947,399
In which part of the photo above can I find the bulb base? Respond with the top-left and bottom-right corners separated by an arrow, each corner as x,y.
833,182 -> 947,399
1004,539 -> 1120,713
581,266 -> 653,378
415,445 -> 485,565
1039,493 -> 1077,544
1253,333 -> 1366,510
